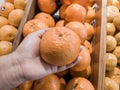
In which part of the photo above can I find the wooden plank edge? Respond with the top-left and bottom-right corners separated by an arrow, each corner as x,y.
12,0 -> 35,51
98,0 -> 107,90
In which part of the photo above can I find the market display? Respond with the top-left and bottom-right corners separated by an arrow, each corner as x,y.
0,0 -> 28,56
0,0 -> 108,90
17,0 -> 96,90
18,0 -> 95,90
105,0 -> 120,89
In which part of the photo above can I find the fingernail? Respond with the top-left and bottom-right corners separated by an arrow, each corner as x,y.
75,56 -> 82,63
80,45 -> 84,51
78,56 -> 82,60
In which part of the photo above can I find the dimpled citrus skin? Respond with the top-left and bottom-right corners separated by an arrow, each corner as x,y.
70,65 -> 91,78
14,0 -> 28,10
71,46 -> 91,71
19,81 -> 33,90
33,74 -> 60,90
63,4 -> 86,22
60,0 -> 71,5
37,0 -> 57,14
0,2 -> 14,18
84,23 -> 95,40
59,4 -> 69,19
40,27 -> 81,66
83,40 -> 93,54
6,0 -> 14,4
0,41 -> 12,56
0,16 -> 8,28
23,19 -> 48,37
8,9 -> 24,27
71,0 -> 95,6
65,77 -> 95,90
65,21 -> 87,43
34,12 -> 55,27
56,20 -> 66,27
0,25 -> 18,42
85,6 -> 95,23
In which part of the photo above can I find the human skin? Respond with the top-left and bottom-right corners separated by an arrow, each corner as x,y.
0,29 -> 81,90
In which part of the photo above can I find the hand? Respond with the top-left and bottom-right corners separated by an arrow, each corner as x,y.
14,29 -> 81,81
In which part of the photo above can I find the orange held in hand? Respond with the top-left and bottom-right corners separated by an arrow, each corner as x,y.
40,27 -> 81,66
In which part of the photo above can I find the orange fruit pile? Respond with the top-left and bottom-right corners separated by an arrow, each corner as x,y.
0,0 -> 28,56
20,0 -> 96,89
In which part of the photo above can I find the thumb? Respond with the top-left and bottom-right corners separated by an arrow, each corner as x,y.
66,56 -> 82,68
28,28 -> 49,37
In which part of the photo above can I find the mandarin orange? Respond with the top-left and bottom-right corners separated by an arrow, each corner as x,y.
23,19 -> 48,37
65,77 -> 95,90
0,41 -> 12,56
71,45 -> 91,71
65,21 -> 87,43
0,16 -> 8,28
33,74 -> 60,90
34,12 -> 55,27
40,27 -> 81,66
84,22 -> 95,40
63,3 -> 86,22
37,0 -> 56,14
0,25 -> 18,42
8,9 -> 24,27
0,2 -> 14,18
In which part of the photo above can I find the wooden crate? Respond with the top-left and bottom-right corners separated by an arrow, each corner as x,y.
12,0 -> 36,51
89,0 -> 107,90
13,0 -> 107,90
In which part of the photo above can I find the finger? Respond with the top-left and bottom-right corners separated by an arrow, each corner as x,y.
51,65 -> 58,73
38,28 -> 49,37
57,56 -> 82,72
66,56 -> 82,68
29,28 -> 50,37
80,45 -> 84,52
57,66 -> 67,72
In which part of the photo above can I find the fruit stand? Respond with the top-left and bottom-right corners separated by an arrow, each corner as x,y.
13,1 -> 106,90
0,0 -> 115,90
104,0 -> 120,90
